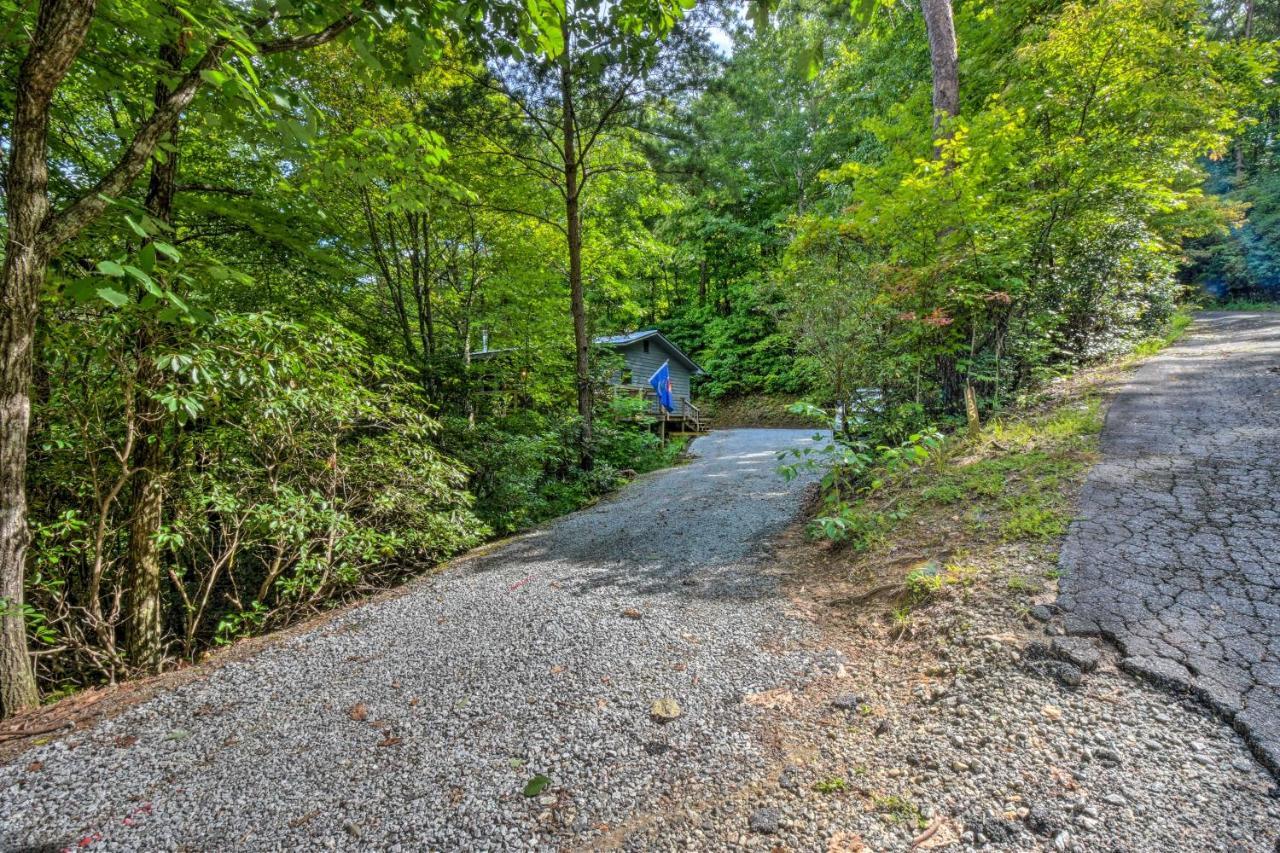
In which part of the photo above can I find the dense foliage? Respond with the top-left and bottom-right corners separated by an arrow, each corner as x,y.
0,0 -> 1270,706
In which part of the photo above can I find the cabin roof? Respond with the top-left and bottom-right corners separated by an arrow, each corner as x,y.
594,329 -> 705,375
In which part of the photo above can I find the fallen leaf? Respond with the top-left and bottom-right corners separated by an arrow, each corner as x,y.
25,761 -> 42,772
550,665 -> 566,675
348,703 -> 368,722
650,697 -> 682,723
523,774 -> 551,797
827,831 -> 866,852
113,735 -> 138,748
745,687 -> 795,709
378,735 -> 402,747
622,607 -> 642,620
1040,704 -> 1062,721
672,662 -> 687,672
409,697 -> 421,707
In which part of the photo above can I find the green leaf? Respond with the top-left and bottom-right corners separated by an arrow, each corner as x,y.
522,774 -> 551,797
138,242 -> 157,274
96,287 -> 129,307
96,260 -> 125,277
153,242 -> 181,262
124,215 -> 149,238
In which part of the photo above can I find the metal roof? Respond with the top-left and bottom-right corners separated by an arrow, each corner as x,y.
594,329 -> 705,375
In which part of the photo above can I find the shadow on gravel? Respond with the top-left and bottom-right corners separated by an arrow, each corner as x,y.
454,430 -> 820,604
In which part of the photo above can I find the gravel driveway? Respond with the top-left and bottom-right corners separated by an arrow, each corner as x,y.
1,429 -> 827,852
1059,311 -> 1280,774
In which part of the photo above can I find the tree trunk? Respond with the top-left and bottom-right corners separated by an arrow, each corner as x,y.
920,0 -> 959,142
0,0 -> 96,719
124,33 -> 184,674
561,28 -> 593,469
1235,0 -> 1254,181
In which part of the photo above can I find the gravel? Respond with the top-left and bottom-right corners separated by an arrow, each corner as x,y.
619,621 -> 1280,852
6,417 -> 1280,851
0,429 -> 825,851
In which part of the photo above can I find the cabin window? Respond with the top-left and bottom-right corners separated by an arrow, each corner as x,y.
642,340 -> 650,353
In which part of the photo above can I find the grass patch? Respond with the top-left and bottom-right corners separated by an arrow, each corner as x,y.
787,380 -> 1106,627
1132,308 -> 1194,357
1214,298 -> 1280,312
885,397 -> 1102,549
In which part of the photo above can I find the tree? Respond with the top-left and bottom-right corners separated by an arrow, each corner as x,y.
469,0 -> 698,467
0,0 -> 412,717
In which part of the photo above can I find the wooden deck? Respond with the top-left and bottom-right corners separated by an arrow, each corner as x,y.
616,384 -> 707,433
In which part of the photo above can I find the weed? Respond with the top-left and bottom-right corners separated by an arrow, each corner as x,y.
873,794 -> 926,829
812,777 -> 847,794
905,562 -> 945,600
1006,576 -> 1037,595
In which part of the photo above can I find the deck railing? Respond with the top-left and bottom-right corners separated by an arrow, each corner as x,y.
615,385 -> 704,432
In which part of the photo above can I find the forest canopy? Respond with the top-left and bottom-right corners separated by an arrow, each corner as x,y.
0,0 -> 1271,714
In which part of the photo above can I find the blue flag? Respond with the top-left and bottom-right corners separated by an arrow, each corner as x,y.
649,360 -> 674,412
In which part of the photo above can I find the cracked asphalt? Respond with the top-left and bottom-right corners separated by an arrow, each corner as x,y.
1059,311 -> 1280,774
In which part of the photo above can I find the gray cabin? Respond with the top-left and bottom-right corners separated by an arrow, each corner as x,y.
595,330 -> 707,432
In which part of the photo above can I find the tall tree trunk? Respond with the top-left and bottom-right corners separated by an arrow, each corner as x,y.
124,32 -> 184,674
560,28 -> 593,469
921,0 -> 959,142
0,0 -> 96,719
1235,0 -> 1254,181
921,0 -> 965,413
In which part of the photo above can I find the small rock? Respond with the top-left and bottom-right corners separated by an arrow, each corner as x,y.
1093,747 -> 1122,766
343,822 -> 361,839
832,693 -> 863,710
1025,805 -> 1060,837
650,697 -> 682,723
748,807 -> 780,834
778,766 -> 801,792
1051,637 -> 1101,672
1052,662 -> 1083,687
1029,605 -> 1054,622
1054,830 -> 1072,851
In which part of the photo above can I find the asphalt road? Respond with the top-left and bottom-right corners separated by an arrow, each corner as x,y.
1059,311 -> 1280,774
